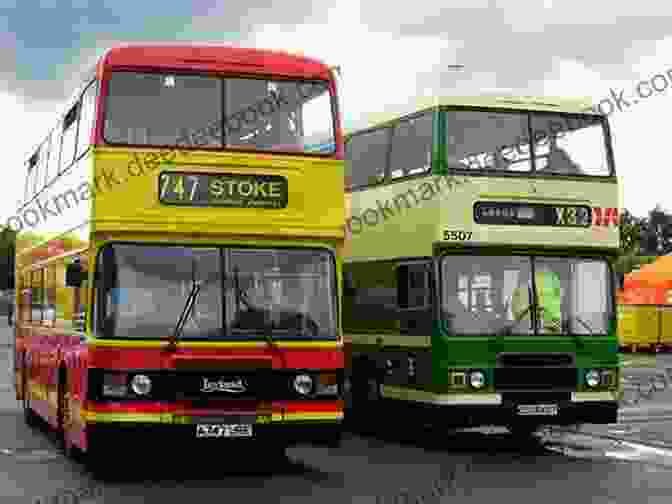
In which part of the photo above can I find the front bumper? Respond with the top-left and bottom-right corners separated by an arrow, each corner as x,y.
379,388 -> 619,427
86,419 -> 343,451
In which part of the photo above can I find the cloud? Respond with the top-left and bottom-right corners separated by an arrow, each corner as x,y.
536,55 -> 672,217
0,91 -> 59,222
4,1 -> 672,220
247,2 -> 465,131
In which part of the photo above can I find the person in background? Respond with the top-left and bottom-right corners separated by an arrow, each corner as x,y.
7,290 -> 13,326
510,264 -> 562,333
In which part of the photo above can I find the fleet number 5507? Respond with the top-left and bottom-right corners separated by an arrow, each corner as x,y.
443,230 -> 472,241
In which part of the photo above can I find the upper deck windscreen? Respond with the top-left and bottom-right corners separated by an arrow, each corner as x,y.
103,72 -> 335,155
444,110 -> 612,177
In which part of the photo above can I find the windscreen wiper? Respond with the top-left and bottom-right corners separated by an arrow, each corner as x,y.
166,281 -> 202,351
563,315 -> 591,348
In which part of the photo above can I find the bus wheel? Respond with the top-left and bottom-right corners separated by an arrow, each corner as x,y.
22,361 -> 39,428
267,444 -> 288,467
349,368 -> 381,433
508,423 -> 538,439
57,370 -> 78,460
85,432 -> 117,480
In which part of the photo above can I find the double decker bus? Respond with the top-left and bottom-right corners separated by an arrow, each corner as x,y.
9,44 -> 345,473
343,96 -> 621,436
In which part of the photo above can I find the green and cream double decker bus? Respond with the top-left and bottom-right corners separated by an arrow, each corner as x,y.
343,96 -> 621,435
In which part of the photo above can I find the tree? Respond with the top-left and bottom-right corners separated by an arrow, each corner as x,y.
619,209 -> 643,255
0,227 -> 16,290
645,204 -> 672,255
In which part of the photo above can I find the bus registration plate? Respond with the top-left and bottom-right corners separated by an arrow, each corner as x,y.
196,424 -> 253,438
516,404 -> 558,416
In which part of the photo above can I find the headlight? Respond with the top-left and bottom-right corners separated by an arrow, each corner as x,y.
130,374 -> 152,395
585,369 -> 601,388
469,370 -> 486,389
293,374 -> 314,396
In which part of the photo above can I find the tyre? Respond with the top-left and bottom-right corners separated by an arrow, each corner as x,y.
348,365 -> 382,434
85,431 -> 117,480
507,423 -> 538,439
22,360 -> 39,428
57,369 -> 78,460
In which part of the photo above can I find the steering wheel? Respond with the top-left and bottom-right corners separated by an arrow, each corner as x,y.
510,304 -> 560,332
295,313 -> 320,337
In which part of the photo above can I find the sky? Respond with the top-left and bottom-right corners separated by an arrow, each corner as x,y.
2,0 -> 672,222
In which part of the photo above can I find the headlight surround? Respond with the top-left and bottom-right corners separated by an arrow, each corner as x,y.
585,369 -> 601,388
102,372 -> 128,398
293,374 -> 314,396
315,372 -> 339,396
130,374 -> 152,396
469,370 -> 486,389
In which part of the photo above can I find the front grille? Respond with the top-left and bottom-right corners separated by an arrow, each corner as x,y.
495,367 -> 576,391
89,368 -> 341,402
172,370 -> 294,400
497,353 -> 574,367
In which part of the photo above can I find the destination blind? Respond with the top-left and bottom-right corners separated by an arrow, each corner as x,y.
159,171 -> 288,209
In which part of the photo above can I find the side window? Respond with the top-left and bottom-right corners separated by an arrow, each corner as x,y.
45,264 -> 57,327
346,128 -> 390,188
27,150 -> 39,200
36,141 -> 46,194
30,269 -> 44,323
77,81 -> 98,156
49,123 -> 62,181
397,262 -> 431,309
73,277 -> 88,331
389,113 -> 433,179
59,102 -> 80,173
23,160 -> 32,203
55,262 -> 68,324
19,272 -> 31,323
342,262 -> 397,332
44,128 -> 61,188
42,131 -> 53,188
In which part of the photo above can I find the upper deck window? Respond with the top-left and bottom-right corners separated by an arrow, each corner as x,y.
444,109 -> 613,177
445,111 -> 532,172
346,127 -> 390,188
103,72 -> 336,155
389,113 -> 433,179
530,114 -> 609,176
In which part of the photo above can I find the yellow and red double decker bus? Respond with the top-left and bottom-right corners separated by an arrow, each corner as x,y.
10,44 -> 345,474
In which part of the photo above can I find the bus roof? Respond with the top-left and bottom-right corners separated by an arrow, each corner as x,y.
97,44 -> 334,80
345,94 -> 599,136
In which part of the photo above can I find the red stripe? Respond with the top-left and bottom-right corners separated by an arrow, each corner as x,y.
86,401 -> 167,413
282,400 -> 343,413
89,347 -> 343,369
173,409 -> 259,416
